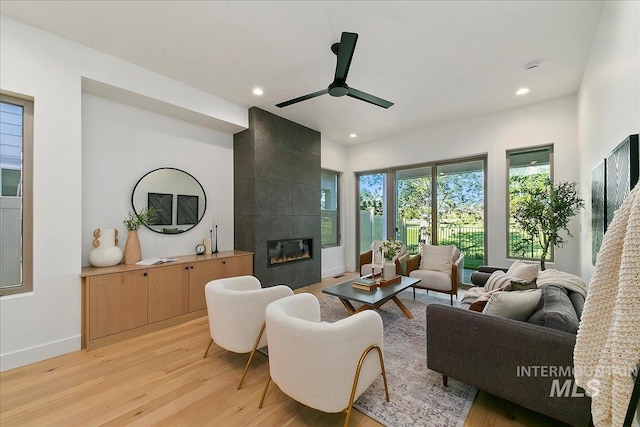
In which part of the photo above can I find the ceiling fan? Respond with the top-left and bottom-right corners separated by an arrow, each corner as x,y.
276,32 -> 394,109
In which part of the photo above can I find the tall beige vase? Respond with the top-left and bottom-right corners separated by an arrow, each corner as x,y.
124,230 -> 142,265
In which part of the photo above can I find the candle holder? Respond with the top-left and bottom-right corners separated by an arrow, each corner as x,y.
213,224 -> 219,254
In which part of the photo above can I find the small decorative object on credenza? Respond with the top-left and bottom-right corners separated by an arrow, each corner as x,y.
88,228 -> 123,267
213,215 -> 219,254
122,208 -> 157,265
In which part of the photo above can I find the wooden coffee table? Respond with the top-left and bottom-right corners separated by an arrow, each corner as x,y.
322,276 -> 421,319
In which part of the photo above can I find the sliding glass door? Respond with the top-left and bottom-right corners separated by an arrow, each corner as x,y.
395,166 -> 433,254
435,160 -> 485,272
358,172 -> 386,255
359,156 -> 486,283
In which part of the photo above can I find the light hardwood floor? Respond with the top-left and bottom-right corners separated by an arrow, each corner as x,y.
1,274 -> 567,426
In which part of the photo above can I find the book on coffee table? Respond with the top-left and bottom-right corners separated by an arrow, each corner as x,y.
352,281 -> 378,291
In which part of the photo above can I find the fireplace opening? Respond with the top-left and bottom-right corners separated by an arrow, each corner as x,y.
267,238 -> 313,267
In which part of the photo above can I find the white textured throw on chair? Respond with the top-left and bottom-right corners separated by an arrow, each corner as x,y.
574,184 -> 640,427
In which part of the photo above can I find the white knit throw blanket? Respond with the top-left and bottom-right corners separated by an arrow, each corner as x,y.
574,183 -> 640,427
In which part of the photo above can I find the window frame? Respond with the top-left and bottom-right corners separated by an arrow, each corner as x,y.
0,93 -> 34,296
321,169 -> 341,248
506,144 -> 554,262
356,154 -> 487,279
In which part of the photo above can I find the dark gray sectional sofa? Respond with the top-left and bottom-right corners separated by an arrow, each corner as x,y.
426,281 -> 592,426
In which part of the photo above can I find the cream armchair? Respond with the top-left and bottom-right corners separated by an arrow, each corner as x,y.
204,275 -> 293,389
259,293 -> 389,427
406,244 -> 464,305
359,240 -> 409,276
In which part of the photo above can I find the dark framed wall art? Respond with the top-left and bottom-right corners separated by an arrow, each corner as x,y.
177,194 -> 198,225
148,192 -> 173,225
591,160 -> 606,265
592,133 -> 639,264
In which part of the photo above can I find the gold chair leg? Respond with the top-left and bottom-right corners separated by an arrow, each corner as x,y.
203,338 -> 214,358
258,375 -> 271,409
238,322 -> 266,390
344,344 -> 389,427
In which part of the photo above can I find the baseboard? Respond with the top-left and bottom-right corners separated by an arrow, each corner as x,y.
322,265 -> 348,278
0,335 -> 81,372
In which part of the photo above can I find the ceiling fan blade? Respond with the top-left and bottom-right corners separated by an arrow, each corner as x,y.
276,89 -> 329,108
334,32 -> 358,82
347,87 -> 394,109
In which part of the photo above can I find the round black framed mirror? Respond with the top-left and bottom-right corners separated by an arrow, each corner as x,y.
131,167 -> 207,234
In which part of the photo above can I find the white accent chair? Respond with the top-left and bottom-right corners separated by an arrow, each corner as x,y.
259,293 -> 389,427
406,244 -> 464,305
204,275 -> 293,389
359,240 -> 409,276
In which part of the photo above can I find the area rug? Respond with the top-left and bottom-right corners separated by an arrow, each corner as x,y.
320,290 -> 477,427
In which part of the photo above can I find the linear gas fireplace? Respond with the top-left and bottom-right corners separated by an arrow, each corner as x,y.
267,238 -> 313,267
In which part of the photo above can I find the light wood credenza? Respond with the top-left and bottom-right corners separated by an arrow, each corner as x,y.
81,250 -> 253,350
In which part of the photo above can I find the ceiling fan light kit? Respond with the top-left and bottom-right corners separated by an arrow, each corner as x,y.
276,32 -> 394,109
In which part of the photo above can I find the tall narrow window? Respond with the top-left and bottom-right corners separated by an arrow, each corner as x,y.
357,172 -> 385,255
321,170 -> 340,247
1,94 -> 33,295
507,145 -> 553,260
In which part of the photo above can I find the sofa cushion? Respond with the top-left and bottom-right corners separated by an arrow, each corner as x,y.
506,260 -> 539,282
527,285 -> 580,334
419,244 -> 454,272
409,269 -> 452,291
482,289 -> 542,321
568,291 -> 584,320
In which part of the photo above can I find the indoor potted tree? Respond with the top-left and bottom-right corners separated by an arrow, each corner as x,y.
511,177 -> 584,270
122,208 -> 157,264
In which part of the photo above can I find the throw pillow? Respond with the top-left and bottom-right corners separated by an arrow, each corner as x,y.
468,290 -> 496,312
482,289 -> 542,321
484,270 -> 514,291
527,285 -> 580,333
506,260 -> 539,281
420,244 -> 455,272
504,278 -> 538,291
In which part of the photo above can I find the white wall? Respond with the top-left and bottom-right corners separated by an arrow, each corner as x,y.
0,16 -> 246,371
577,0 -> 640,280
82,94 -> 234,266
321,137 -> 350,277
346,96 -> 581,274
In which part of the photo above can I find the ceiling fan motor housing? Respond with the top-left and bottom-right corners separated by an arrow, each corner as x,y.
329,81 -> 349,97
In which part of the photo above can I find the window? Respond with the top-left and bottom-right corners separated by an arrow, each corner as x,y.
507,145 -> 553,260
321,170 -> 340,247
1,94 -> 33,295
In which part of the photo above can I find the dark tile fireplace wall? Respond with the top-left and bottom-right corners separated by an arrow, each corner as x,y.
234,107 -> 321,289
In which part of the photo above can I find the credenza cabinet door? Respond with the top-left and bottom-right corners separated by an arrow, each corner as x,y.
188,259 -> 222,312
221,254 -> 253,278
147,264 -> 189,323
88,270 -> 148,340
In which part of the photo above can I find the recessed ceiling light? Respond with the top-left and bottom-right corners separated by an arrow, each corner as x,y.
349,133 -> 357,138
516,87 -> 530,96
252,88 -> 264,96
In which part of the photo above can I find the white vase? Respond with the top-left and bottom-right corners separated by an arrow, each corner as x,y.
383,260 -> 396,280
89,228 -> 123,267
